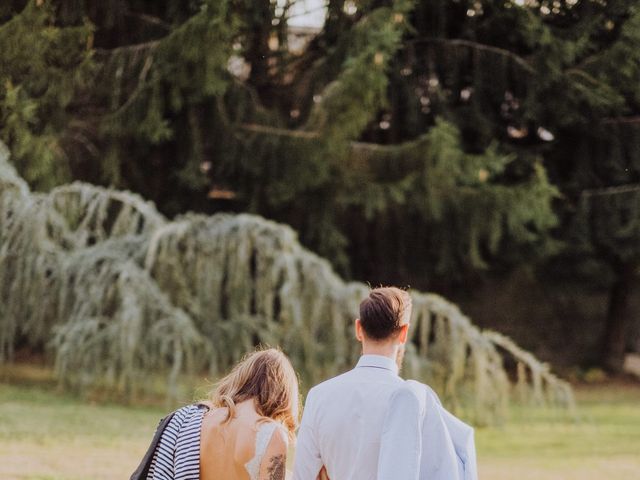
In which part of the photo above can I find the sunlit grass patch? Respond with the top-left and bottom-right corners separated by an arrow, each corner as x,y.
475,382 -> 640,480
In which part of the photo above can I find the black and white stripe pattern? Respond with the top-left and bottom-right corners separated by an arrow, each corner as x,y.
146,404 -> 208,480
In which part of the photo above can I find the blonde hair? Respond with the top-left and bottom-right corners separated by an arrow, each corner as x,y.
209,347 -> 300,438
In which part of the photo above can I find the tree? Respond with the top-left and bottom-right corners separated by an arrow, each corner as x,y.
2,0 -> 639,371
0,0 -> 559,283
240,0 -> 640,372
505,0 -> 640,372
1,0 -> 235,210
0,140 -> 574,422
344,0 -> 640,372
393,0 -> 640,372
0,0 -> 92,189
205,0 -> 560,283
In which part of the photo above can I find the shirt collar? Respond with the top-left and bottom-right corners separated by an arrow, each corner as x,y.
356,354 -> 399,375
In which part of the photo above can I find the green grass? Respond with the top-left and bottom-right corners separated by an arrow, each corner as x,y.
474,383 -> 640,480
1,366 -> 639,479
0,381 -> 163,480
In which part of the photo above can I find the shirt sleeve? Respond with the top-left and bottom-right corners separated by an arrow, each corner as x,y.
292,389 -> 323,480
377,385 -> 422,480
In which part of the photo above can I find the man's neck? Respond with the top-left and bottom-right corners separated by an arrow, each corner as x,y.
361,343 -> 398,360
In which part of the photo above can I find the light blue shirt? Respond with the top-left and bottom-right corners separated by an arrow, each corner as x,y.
293,355 -> 403,480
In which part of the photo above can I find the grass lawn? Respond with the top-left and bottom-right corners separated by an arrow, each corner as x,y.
1,365 -> 639,480
475,383 -> 640,480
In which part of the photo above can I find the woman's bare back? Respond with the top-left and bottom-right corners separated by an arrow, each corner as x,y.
200,400 -> 287,480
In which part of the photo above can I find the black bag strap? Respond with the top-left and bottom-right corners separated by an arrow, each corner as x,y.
130,403 -> 210,480
129,411 -> 177,480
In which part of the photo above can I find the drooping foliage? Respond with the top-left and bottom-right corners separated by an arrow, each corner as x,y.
0,143 -> 572,422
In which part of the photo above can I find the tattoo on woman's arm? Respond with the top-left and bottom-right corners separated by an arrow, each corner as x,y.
267,454 -> 285,480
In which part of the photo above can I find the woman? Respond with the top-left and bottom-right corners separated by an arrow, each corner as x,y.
145,348 -> 300,480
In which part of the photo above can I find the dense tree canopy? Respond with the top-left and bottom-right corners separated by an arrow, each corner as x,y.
1,0 -> 639,371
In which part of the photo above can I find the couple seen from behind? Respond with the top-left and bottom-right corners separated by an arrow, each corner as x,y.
133,287 -> 477,480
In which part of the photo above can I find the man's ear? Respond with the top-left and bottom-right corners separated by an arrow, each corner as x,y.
355,318 -> 364,342
397,323 -> 410,345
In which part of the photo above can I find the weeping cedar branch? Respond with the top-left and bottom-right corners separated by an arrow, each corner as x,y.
0,142 -> 573,424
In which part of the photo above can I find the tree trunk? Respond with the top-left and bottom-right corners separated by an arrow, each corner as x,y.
602,262 -> 637,373
245,0 -> 273,101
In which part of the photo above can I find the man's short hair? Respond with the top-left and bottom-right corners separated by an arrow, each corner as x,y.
359,287 -> 412,340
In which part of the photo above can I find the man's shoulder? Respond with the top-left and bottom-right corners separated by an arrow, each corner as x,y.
404,379 -> 441,400
388,379 -> 444,414
307,369 -> 355,398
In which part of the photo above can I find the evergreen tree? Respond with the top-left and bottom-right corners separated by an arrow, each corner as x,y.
0,0 -> 92,189
2,0 -> 639,371
220,0 -> 640,372
356,0 -> 640,372
205,0 -> 560,283
540,3 -> 640,372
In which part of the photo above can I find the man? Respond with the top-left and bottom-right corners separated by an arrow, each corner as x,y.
292,287 -> 411,480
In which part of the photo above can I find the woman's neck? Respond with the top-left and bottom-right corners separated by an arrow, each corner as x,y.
234,398 -> 259,418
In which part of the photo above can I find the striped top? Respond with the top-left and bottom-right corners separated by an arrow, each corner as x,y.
146,404 -> 208,480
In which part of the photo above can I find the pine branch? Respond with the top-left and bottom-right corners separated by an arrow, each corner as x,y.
411,38 -> 536,73
107,68 -> 153,117
565,68 -> 614,91
66,131 -> 100,158
124,12 -> 171,31
235,125 -> 417,150
351,141 -> 402,153
602,116 -> 640,125
239,123 -> 320,138
95,40 -> 161,56
581,183 -> 640,198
